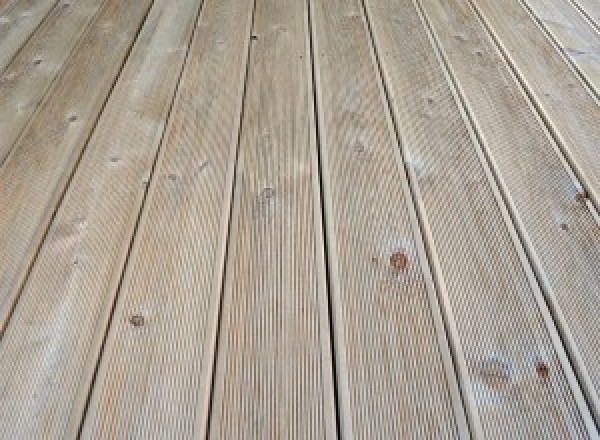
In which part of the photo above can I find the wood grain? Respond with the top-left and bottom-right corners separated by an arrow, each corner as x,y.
570,0 -> 600,31
310,0 -> 467,437
208,0 -> 337,437
0,0 -> 58,73
367,0 -> 596,437
0,0 -> 17,14
0,0 -> 203,438
81,0 -> 256,437
0,0 -> 107,165
468,0 -> 600,213
0,0 -> 152,333
417,0 -> 600,432
519,0 -> 600,98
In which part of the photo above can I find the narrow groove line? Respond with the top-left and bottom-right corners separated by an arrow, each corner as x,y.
305,0 -> 342,435
203,0 -> 258,436
0,0 -> 114,169
465,0 -> 600,216
75,0 -> 206,435
206,0 -> 334,434
568,0 -> 600,35
357,0 -> 475,436
411,0 -> 598,432
517,0 -> 599,101
0,0 -> 60,76
0,0 -> 156,339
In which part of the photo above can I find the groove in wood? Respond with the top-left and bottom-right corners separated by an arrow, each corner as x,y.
0,0 -> 153,334
310,0 -> 468,437
82,0 -> 258,437
416,0 -> 600,431
0,0 -> 107,165
0,0 -> 59,73
208,0 -> 337,437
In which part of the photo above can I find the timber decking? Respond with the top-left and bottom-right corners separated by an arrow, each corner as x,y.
0,0 -> 599,438
0,0 -> 105,163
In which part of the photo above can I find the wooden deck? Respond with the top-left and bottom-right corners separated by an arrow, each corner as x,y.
0,0 -> 599,438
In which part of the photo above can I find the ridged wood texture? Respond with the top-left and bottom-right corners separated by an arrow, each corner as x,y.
417,0 -> 600,430
519,0 -> 600,97
0,0 -> 106,164
0,0 -> 202,437
208,0 -> 337,437
310,0 -> 467,437
0,0 -> 152,332
466,0 -> 600,213
82,0 -> 256,437
0,0 -> 57,73
367,0 -> 595,437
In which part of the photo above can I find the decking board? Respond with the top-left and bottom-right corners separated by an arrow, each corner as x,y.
417,0 -> 600,430
519,0 -> 600,98
0,0 -> 202,438
570,0 -> 600,31
81,0 -> 256,436
0,0 -> 598,437
467,0 -> 600,215
0,0 -> 58,73
208,0 -> 337,437
366,0 -> 594,437
0,0 -> 107,164
310,0 -> 467,437
0,0 -> 152,333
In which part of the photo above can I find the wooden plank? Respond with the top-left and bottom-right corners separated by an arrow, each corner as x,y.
0,0 -> 16,14
309,0 -> 467,438
0,0 -> 152,332
0,0 -> 58,73
519,0 -> 600,98
0,0 -> 203,438
365,0 -> 596,437
466,0 -> 600,214
207,0 -> 336,437
416,0 -> 600,431
0,0 -> 107,165
81,0 -> 256,437
570,0 -> 600,31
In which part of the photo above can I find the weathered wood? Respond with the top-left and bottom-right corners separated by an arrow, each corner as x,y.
208,0 -> 337,437
417,0 -> 600,431
0,0 -> 203,438
519,0 -> 600,98
467,0 -> 600,213
570,0 -> 600,31
366,0 -> 595,437
309,0 -> 467,437
0,0 -> 16,14
0,0 -> 58,73
0,0 -> 152,332
0,0 -> 107,165
81,0 -> 257,437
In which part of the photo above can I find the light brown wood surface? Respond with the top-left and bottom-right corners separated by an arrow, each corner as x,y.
468,0 -> 600,215
0,0 -> 203,437
570,0 -> 600,31
208,0 -> 337,437
0,0 -> 106,165
368,0 -> 595,437
82,0 -> 259,437
418,0 -> 600,430
520,0 -> 600,98
0,0 -> 58,73
310,0 -> 467,437
0,0 -> 598,437
0,0 -> 152,333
